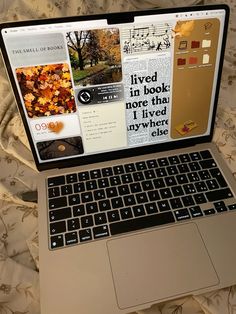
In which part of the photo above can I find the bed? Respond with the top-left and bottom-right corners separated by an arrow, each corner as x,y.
0,0 -> 236,313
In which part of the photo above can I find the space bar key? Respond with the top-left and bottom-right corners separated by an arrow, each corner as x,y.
110,212 -> 175,236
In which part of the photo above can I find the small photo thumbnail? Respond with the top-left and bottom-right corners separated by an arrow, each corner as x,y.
16,63 -> 76,118
66,28 -> 122,86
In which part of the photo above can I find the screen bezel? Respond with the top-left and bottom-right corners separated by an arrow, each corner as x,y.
0,4 -> 229,171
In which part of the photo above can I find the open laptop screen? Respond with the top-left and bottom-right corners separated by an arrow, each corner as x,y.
0,5 -> 228,170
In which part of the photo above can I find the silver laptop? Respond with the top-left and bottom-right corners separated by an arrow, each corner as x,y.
1,4 -> 236,314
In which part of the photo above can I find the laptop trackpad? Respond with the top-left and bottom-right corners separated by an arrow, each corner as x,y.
107,223 -> 218,309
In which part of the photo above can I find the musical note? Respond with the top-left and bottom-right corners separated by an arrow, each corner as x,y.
123,23 -> 172,54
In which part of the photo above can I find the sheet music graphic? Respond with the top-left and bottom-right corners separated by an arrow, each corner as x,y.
122,23 -> 172,55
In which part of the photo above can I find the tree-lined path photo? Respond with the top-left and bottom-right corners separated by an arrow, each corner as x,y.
66,28 -> 122,86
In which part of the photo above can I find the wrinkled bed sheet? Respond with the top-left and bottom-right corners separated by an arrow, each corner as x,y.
0,0 -> 236,313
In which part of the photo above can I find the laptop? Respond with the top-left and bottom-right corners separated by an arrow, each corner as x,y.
1,4 -> 236,314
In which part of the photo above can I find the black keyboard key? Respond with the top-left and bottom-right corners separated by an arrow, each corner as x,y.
167,165 -> 178,175
86,202 -> 98,214
78,171 -> 89,181
135,161 -> 147,170
111,197 -> 124,209
74,182 -> 85,193
171,186 -> 184,197
179,153 -> 191,163
174,209 -> 190,221
160,188 -> 172,199
124,194 -> 136,206
68,194 -> 81,206
120,207 -> 133,219
209,168 -> 227,187
133,205 -> 146,217
213,201 -> 227,213
50,221 -> 66,235
49,207 -> 72,222
66,173 -> 77,184
118,184 -> 130,195
183,184 -> 196,194
130,182 -> 142,194
110,176 -> 122,186
65,232 -> 78,246
98,178 -> 109,188
158,200 -> 171,212
200,150 -> 212,159
93,225 -> 109,239
229,204 -> 236,211
113,165 -> 124,175
86,180 -> 97,191
189,162 -> 201,171
146,159 -> 158,169
145,202 -> 158,214
73,205 -> 85,217
94,213 -> 107,225
177,164 -> 190,173
107,210 -> 120,222
79,229 -> 92,242
194,193 -> 207,204
48,187 -> 60,198
199,170 -> 211,180
182,195 -> 195,207
148,190 -> 160,201
164,176 -> 177,186
102,167 -> 113,177
61,184 -> 73,195
176,174 -> 188,185
106,187 -> 118,198
48,176 -> 65,187
133,172 -> 144,182
200,159 -> 217,169
168,155 -> 180,165
206,179 -> 219,190
90,169 -> 101,179
110,211 -> 175,235
141,180 -> 154,191
144,169 -> 156,179
51,234 -> 64,249
187,172 -> 200,182
205,188 -> 233,202
81,192 -> 93,203
81,215 -> 94,228
49,196 -> 67,209
121,174 -> 133,184
67,218 -> 80,231
99,199 -> 111,211
189,206 -> 203,218
190,152 -> 201,161
195,181 -> 208,192
125,163 -> 136,173
204,208 -> 216,215
94,189 -> 106,200
155,167 -> 167,177
157,157 -> 169,166
153,178 -> 165,188
170,197 -> 183,209
136,192 -> 148,204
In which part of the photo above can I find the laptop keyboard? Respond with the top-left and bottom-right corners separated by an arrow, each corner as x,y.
47,150 -> 236,249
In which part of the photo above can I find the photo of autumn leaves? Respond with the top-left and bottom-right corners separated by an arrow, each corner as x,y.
16,63 -> 76,118
16,28 -> 122,119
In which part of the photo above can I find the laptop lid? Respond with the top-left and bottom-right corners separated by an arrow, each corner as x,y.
0,5 -> 229,171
